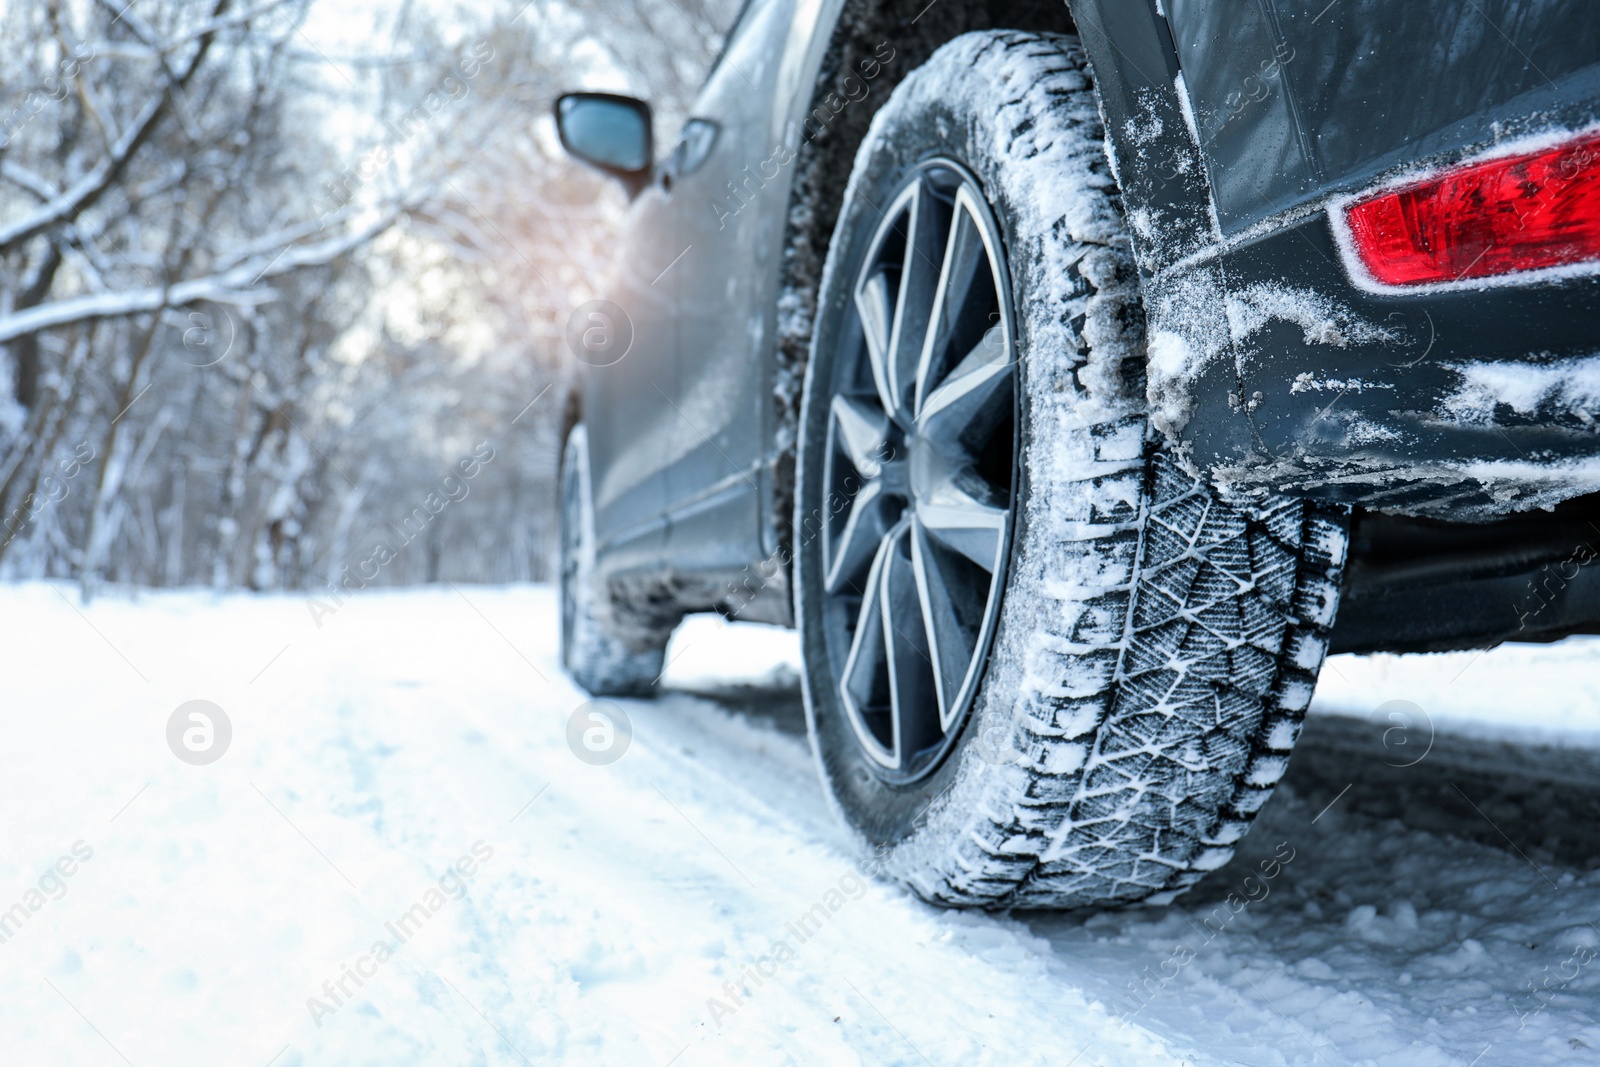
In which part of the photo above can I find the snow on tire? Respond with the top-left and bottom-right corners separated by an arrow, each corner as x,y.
795,31 -> 1351,909
559,425 -> 665,697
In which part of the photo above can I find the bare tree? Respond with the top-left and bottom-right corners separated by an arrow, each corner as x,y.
0,0 -> 746,594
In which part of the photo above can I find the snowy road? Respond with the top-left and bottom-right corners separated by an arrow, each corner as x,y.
3,584 -> 1600,1066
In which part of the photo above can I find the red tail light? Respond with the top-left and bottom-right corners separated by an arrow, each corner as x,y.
1342,130 -> 1600,287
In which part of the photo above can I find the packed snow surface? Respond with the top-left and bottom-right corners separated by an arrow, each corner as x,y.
3,583 -> 1600,1065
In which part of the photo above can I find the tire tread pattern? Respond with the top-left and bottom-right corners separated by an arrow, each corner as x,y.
863,32 -> 1351,910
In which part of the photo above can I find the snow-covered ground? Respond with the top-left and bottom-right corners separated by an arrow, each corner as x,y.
3,582 -> 1599,1066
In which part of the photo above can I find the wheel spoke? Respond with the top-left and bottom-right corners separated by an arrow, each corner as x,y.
880,524 -> 940,765
839,534 -> 894,764
914,328 -> 1012,452
854,270 -> 895,411
825,479 -> 895,595
883,179 -> 950,424
914,190 -> 994,417
911,520 -> 984,728
829,394 -> 891,478
916,474 -> 1008,573
853,179 -> 923,421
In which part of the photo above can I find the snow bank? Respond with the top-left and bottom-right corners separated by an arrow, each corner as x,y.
1314,637 -> 1600,749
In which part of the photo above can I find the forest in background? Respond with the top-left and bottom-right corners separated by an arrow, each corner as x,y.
0,0 -> 739,593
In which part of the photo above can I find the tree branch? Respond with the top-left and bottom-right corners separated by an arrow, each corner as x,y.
0,0 -> 233,255
0,203 -> 406,344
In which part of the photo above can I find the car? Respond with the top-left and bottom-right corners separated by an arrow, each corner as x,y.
552,0 -> 1600,910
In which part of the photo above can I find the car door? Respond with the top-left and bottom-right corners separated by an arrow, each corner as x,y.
582,154 -> 682,573
657,0 -> 800,570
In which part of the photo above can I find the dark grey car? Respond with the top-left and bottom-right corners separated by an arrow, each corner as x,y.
554,0 -> 1600,910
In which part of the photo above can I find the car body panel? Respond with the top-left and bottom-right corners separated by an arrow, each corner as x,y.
1182,215 -> 1600,516
1166,0 -> 1600,234
661,0 -> 794,568
653,0 -> 860,574
585,188 -> 677,568
1073,0 -> 1600,520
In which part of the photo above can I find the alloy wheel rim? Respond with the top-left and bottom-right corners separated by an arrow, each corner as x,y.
819,159 -> 1019,783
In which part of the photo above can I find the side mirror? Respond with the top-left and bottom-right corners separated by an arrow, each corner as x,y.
555,92 -> 653,198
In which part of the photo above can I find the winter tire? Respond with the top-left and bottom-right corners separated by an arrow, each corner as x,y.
560,424 -> 666,696
794,31 -> 1351,909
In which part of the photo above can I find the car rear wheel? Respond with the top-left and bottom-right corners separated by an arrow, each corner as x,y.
794,31 -> 1350,909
